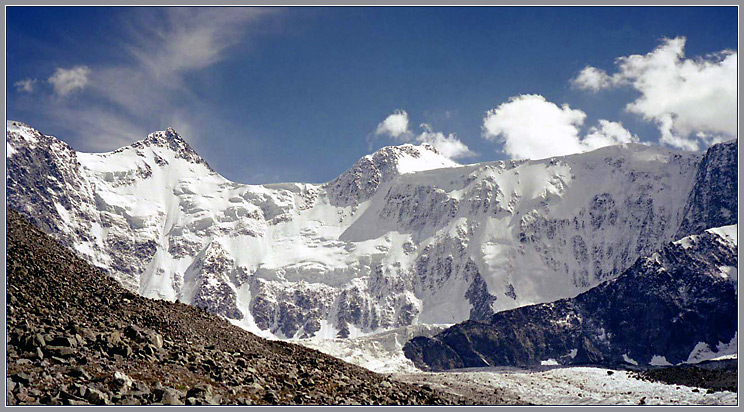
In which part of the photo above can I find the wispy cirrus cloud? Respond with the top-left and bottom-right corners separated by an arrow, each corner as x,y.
20,7 -> 281,150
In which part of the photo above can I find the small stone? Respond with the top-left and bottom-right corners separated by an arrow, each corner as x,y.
133,381 -> 150,394
68,366 -> 91,380
33,333 -> 46,348
263,390 -> 278,403
161,388 -> 185,405
607,370 -> 614,376
113,371 -> 133,391
208,394 -> 222,405
46,346 -> 75,358
51,356 -> 69,364
106,331 -> 123,347
48,336 -> 77,348
11,372 -> 31,385
186,382 -> 213,400
85,388 -> 110,405
147,332 -> 164,349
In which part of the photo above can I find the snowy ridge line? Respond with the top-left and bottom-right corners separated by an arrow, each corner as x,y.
5,121 -> 737,353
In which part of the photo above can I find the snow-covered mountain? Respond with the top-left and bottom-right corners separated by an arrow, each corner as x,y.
5,120 -> 737,343
404,224 -> 738,370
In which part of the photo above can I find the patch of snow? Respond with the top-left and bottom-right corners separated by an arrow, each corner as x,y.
707,224 -> 737,246
541,359 -> 560,366
6,143 -> 17,157
687,332 -> 738,364
649,355 -> 672,366
298,324 -> 448,374
54,202 -> 71,224
718,266 -> 737,282
622,354 -> 639,366
395,144 -> 460,174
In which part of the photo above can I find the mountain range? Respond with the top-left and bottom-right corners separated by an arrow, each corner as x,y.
6,120 -> 737,368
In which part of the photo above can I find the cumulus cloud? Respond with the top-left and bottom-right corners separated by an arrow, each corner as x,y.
571,66 -> 614,92
375,109 -> 411,139
483,94 -> 585,159
571,37 -> 737,151
416,124 -> 475,159
583,119 -> 638,151
374,110 -> 474,160
14,78 -> 37,93
482,94 -> 637,160
48,66 -> 90,96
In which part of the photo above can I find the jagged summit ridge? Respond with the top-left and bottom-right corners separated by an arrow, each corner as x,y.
5,122 -> 737,344
127,127 -> 214,172
327,143 -> 459,207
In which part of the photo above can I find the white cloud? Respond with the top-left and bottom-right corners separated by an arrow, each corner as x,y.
124,8 -> 274,84
571,37 -> 737,151
23,7 -> 278,151
48,66 -> 90,96
374,110 -> 474,160
375,109 -> 410,139
583,119 -> 638,151
416,123 -> 475,160
483,94 -> 637,160
483,94 -> 586,159
571,66 -> 614,92
14,78 -> 37,93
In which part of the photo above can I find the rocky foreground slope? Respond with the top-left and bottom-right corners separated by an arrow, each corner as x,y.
5,208 -> 498,406
7,120 -> 737,340
404,225 -> 738,371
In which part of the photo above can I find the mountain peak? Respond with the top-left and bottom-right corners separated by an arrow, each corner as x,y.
127,128 -> 213,172
327,143 -> 459,206
364,143 -> 459,173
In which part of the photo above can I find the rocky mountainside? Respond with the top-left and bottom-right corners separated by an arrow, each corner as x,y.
5,120 -> 737,342
6,207 -> 492,406
403,225 -> 738,371
675,141 -> 738,239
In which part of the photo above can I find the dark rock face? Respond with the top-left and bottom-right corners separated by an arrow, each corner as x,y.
5,208 -> 481,406
631,359 -> 738,393
5,121 -> 96,255
404,229 -> 737,371
676,140 -> 738,238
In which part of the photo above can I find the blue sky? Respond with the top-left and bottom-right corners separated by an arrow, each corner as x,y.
6,6 -> 738,184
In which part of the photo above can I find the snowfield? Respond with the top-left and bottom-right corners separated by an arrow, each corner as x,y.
394,366 -> 737,405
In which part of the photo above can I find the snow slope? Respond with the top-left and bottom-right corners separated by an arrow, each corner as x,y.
5,121 -> 735,346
